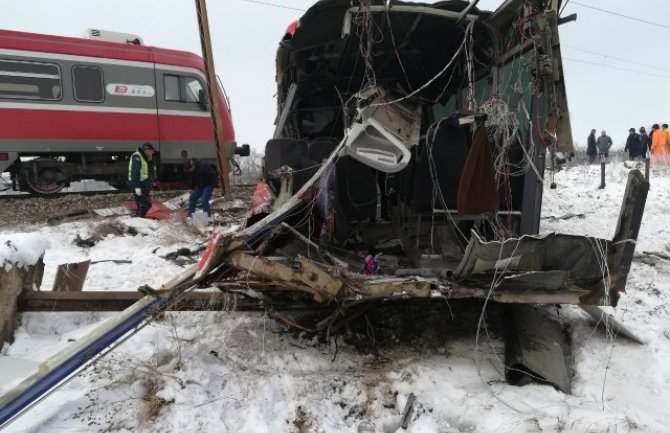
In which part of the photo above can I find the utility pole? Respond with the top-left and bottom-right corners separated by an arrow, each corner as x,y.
195,0 -> 233,197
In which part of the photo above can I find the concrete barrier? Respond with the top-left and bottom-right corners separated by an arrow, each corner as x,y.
0,249 -> 46,348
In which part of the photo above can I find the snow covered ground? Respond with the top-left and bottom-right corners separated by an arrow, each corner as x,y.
2,160 -> 670,432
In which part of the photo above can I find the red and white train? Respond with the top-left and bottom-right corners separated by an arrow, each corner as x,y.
0,28 -> 241,194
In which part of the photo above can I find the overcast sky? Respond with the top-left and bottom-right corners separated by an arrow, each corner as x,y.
2,0 -> 669,151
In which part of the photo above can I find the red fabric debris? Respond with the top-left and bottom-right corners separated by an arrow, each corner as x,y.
457,127 -> 499,215
247,180 -> 273,216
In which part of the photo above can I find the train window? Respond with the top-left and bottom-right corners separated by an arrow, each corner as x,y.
73,66 -> 104,103
183,77 -> 203,103
0,59 -> 62,101
164,75 -> 180,101
163,74 -> 205,103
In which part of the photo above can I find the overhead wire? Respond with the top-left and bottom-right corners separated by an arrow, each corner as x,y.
563,57 -> 670,79
240,0 -> 306,12
562,45 -> 670,73
570,2 -> 670,31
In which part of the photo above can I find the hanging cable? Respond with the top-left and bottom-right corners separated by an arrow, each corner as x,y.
370,21 -> 474,107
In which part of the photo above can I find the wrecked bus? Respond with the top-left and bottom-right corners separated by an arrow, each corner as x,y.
219,0 -> 648,391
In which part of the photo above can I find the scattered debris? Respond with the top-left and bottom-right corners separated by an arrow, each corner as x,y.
47,210 -> 89,225
541,213 -> 586,221
90,259 -> 132,265
400,393 -> 416,430
504,305 -> 572,394
52,260 -> 90,292
579,305 -> 644,344
73,235 -> 98,248
640,251 -> 670,262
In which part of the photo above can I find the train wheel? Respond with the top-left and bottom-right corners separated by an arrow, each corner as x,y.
23,166 -> 66,195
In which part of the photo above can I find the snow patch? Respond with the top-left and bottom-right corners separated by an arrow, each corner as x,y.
0,233 -> 49,270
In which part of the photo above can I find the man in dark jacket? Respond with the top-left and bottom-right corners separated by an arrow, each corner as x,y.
639,127 -> 650,157
128,143 -> 156,217
586,129 -> 597,163
625,128 -> 642,160
188,158 -> 218,217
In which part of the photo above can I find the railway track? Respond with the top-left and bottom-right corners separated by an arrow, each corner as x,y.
16,290 -> 329,312
0,189 -> 127,200
0,183 -> 255,200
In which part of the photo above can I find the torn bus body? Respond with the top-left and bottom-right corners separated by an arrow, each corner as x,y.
234,0 -> 642,306
207,0 -> 647,391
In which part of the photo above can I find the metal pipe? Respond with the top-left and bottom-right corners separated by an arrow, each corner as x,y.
457,0 -> 481,23
273,83 -> 298,139
342,5 -> 478,37
0,264 -> 198,429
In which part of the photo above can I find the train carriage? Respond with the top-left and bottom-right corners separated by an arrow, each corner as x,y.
0,28 -> 240,194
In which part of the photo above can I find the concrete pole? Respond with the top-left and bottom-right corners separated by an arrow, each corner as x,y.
195,0 -> 233,198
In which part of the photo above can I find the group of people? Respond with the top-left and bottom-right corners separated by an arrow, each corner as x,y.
127,142 -> 218,219
587,124 -> 670,163
586,129 -> 613,163
624,124 -> 670,160
624,127 -> 652,160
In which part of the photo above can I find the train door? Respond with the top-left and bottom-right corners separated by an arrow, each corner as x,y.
154,67 -> 213,181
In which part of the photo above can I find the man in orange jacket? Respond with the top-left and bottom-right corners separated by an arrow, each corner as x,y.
651,124 -> 668,157
663,124 -> 670,152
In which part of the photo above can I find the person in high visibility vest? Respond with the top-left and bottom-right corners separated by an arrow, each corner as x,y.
128,142 -> 156,217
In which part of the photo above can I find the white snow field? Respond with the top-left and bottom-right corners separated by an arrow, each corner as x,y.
2,160 -> 670,433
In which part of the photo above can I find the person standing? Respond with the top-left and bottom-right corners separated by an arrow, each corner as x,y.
651,123 -> 667,158
187,158 -> 218,218
624,128 -> 641,160
639,127 -> 650,157
663,124 -> 670,153
128,143 -> 156,218
586,129 -> 598,163
596,130 -> 613,159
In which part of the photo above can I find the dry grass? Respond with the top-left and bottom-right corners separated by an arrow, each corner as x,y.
155,214 -> 207,246
138,372 -> 166,427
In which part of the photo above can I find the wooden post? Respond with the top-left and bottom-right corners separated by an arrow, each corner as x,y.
195,0 -> 233,198
645,156 -> 650,182
607,170 -> 649,301
53,260 -> 90,292
599,156 -> 606,189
